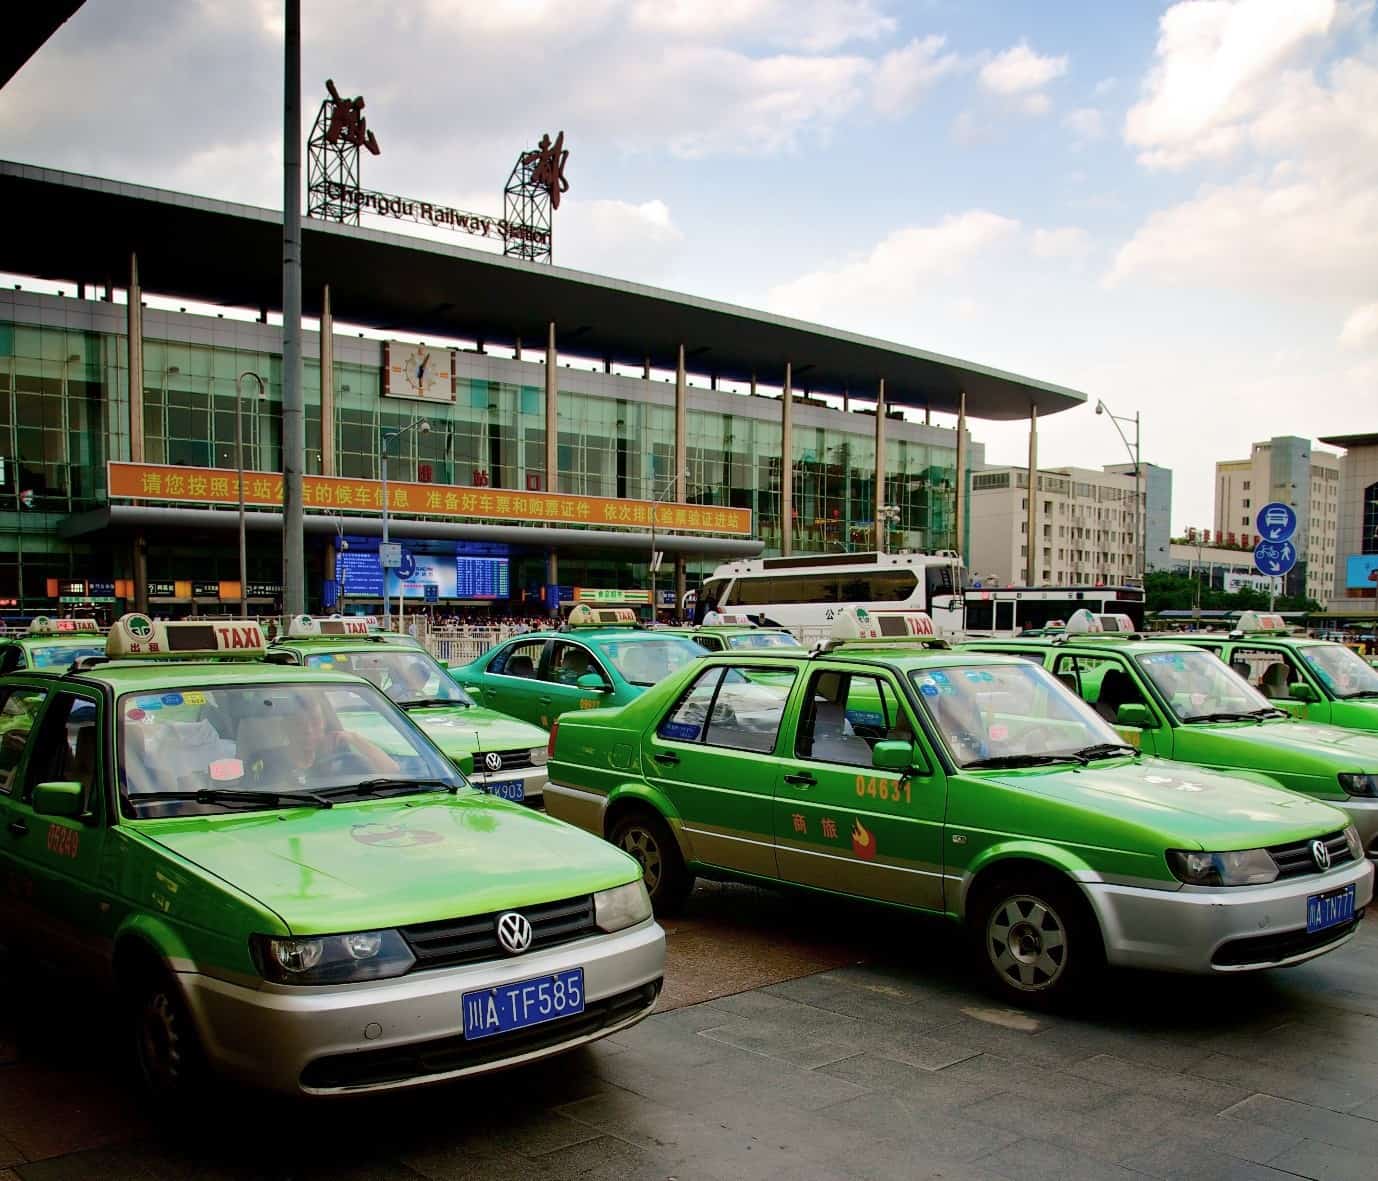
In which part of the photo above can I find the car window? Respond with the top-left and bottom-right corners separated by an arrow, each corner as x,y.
1052,654 -> 1146,724
489,639 -> 545,678
655,664 -> 796,753
1135,649 -> 1269,720
1297,644 -> 1378,700
22,692 -> 100,811
599,636 -> 705,687
1232,647 -> 1304,700
0,686 -> 48,793
796,671 -> 914,768
303,648 -> 473,706
657,666 -> 724,741
546,641 -> 606,686
0,646 -> 22,675
727,632 -> 803,651
28,643 -> 106,671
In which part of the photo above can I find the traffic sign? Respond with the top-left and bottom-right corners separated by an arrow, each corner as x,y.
424,583 -> 438,603
1255,502 -> 1297,543
1253,538 -> 1298,577
378,542 -> 403,568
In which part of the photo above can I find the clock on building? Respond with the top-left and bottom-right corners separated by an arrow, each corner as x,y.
382,341 -> 456,402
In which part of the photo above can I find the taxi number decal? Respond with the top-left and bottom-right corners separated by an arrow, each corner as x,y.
46,824 -> 79,859
854,775 -> 911,805
579,699 -> 599,710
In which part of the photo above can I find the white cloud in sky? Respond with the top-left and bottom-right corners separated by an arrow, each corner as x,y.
979,42 -> 1068,114
1094,76 -> 1118,96
1340,302 -> 1378,349
872,34 -> 963,115
629,0 -> 896,52
560,198 -> 685,280
1032,226 -> 1091,259
1063,106 -> 1105,140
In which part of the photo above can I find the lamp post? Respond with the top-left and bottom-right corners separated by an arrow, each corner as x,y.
647,472 -> 679,622
876,503 -> 901,554
1095,400 -> 1144,583
236,372 -> 267,615
381,417 -> 431,630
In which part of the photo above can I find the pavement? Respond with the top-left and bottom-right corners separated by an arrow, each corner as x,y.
4,880 -> 1378,1180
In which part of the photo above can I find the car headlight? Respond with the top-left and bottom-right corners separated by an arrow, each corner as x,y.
593,880 -> 652,932
1344,824 -> 1365,861
251,930 -> 415,985
1339,773 -> 1378,799
528,746 -> 549,767
1166,848 -> 1278,887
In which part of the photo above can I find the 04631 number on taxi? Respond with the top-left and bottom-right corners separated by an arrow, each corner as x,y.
854,774 -> 911,805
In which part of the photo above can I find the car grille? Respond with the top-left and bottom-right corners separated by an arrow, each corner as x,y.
1212,911 -> 1363,968
400,896 -> 597,970
473,748 -> 534,773
1268,831 -> 1354,879
300,981 -> 660,1091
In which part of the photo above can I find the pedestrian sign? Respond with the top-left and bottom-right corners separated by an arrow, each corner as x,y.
1254,537 -> 1297,577
1255,502 -> 1297,543
424,583 -> 438,603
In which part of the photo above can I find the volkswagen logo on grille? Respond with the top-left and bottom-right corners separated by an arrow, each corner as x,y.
1311,839 -> 1331,872
484,752 -> 504,772
496,911 -> 533,955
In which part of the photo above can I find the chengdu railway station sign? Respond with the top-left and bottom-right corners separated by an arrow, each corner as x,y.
306,78 -> 568,263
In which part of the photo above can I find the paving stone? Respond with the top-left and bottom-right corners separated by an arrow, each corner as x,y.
1186,1053 -> 1378,1112
528,1132 -> 711,1181
971,1135 -> 1147,1181
812,1091 -> 1023,1166
697,1023 -> 864,1069
1220,1094 -> 1378,1156
1267,1136 -> 1378,1181
1116,1138 -> 1296,1180
1064,1053 -> 1252,1114
934,1053 -> 1119,1111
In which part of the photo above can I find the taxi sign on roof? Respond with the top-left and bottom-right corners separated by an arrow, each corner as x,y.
566,604 -> 637,629
28,616 -> 100,635
1235,611 -> 1289,635
825,606 -> 942,649
287,614 -> 374,638
106,614 -> 266,659
1064,609 -> 1105,635
1094,613 -> 1138,634
707,613 -> 756,628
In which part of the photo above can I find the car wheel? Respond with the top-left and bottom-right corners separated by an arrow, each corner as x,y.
129,967 -> 205,1103
974,874 -> 1101,1006
610,809 -> 693,914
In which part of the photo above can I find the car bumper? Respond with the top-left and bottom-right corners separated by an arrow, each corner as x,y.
543,779 -> 605,833
470,763 -> 549,804
179,918 -> 664,1095
1083,858 -> 1373,974
1337,799 -> 1378,859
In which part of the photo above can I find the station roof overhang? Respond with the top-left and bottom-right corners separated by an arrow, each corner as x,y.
60,505 -> 765,559
0,161 -> 1086,421
1,4 -> 86,90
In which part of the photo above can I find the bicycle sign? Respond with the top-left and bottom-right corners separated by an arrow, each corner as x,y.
1255,502 -> 1297,543
1254,537 -> 1297,577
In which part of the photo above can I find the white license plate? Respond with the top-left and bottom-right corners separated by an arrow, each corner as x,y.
463,968 -> 584,1039
1306,884 -> 1356,934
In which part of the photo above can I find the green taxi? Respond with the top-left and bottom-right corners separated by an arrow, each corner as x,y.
961,611 -> 1378,858
271,616 -> 551,804
0,617 -> 107,674
451,606 -> 707,730
658,616 -> 805,654
0,615 -> 663,1097
1155,613 -> 1378,731
546,607 -> 1371,1003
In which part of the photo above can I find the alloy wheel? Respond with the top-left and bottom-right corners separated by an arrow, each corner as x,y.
618,825 -> 663,894
986,894 -> 1069,992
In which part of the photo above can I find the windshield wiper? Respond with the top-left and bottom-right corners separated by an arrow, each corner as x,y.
963,754 -> 1086,769
1248,707 -> 1290,719
397,697 -> 467,709
1069,742 -> 1139,761
314,777 -> 457,800
1188,711 -> 1258,723
1339,690 -> 1378,700
133,788 -> 333,810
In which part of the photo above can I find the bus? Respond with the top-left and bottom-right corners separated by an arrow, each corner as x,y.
693,552 -> 1143,640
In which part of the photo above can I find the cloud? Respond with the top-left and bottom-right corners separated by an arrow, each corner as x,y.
1340,302 -> 1378,349
1124,0 -> 1337,169
872,35 -> 962,115
978,42 -> 1068,114
1094,76 -> 1118,96
1063,107 -> 1105,140
1032,227 -> 1091,259
560,198 -> 685,280
766,211 -> 1019,326
629,0 -> 895,52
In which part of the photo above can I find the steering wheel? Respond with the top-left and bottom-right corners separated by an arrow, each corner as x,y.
317,744 -> 372,778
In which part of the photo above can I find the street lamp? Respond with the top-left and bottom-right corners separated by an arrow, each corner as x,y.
236,372 -> 267,614
1095,399 -> 1145,583
647,472 -> 679,622
876,503 -> 901,554
381,417 -> 431,630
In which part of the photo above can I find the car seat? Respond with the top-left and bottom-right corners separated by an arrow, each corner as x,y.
1259,662 -> 1292,699
809,701 -> 873,766
1094,670 -> 1138,723
506,653 -> 536,678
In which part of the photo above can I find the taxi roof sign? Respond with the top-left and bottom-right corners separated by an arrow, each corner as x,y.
286,614 -> 375,638
566,604 -> 638,629
28,616 -> 100,636
1094,613 -> 1138,634
106,614 -> 266,659
1234,611 -> 1289,635
1064,609 -> 1105,635
702,612 -> 757,628
824,606 -> 944,650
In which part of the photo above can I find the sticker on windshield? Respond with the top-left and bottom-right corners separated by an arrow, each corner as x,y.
136,697 -> 164,711
126,707 -> 146,722
208,758 -> 243,781
160,693 -> 183,707
920,684 -> 938,697
988,724 -> 1009,741
182,691 -> 205,706
963,670 -> 983,681
846,710 -> 884,727
659,721 -> 702,741
1190,693 -> 1206,706
930,672 -> 949,683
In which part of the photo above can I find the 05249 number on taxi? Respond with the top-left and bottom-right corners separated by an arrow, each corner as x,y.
854,775 -> 911,805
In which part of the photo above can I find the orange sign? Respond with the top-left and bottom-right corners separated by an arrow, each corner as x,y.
107,462 -> 753,537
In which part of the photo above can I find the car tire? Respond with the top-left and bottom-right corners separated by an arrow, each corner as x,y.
971,871 -> 1102,1007
127,964 -> 206,1104
610,809 -> 693,914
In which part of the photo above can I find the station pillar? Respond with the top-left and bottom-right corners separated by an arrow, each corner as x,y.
544,322 -> 557,493
1026,404 -> 1038,585
954,391 -> 968,562
874,378 -> 886,551
781,362 -> 793,556
320,284 -> 336,476
128,253 -> 144,462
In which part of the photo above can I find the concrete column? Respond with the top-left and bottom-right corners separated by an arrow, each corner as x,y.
128,252 -> 144,462
954,392 -> 968,562
781,362 -> 794,556
546,548 -> 559,617
674,344 -> 687,502
132,531 -> 148,614
544,322 -> 557,493
843,388 -> 850,413
1026,404 -> 1038,585
603,358 -> 612,374
324,539 -> 337,609
514,337 -> 522,361
643,357 -> 650,380
319,284 -> 336,477
874,379 -> 886,552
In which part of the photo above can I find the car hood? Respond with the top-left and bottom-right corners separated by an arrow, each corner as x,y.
1184,717 -> 1378,770
138,793 -> 637,934
403,705 -> 547,770
992,757 -> 1348,848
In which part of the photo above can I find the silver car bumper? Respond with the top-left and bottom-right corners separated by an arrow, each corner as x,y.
1083,857 -> 1373,974
179,918 -> 664,1095
1338,798 -> 1378,859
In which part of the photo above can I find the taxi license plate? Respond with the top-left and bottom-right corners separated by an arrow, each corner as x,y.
1306,884 -> 1356,934
463,968 -> 584,1040
482,779 -> 524,802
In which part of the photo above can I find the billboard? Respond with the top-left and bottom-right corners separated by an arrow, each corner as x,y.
336,541 -> 510,600
1345,554 -> 1378,590
1224,572 -> 1273,593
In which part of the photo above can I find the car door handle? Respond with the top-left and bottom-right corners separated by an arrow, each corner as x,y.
7,820 -> 27,837
783,772 -> 816,786
653,752 -> 680,765
539,696 -> 552,705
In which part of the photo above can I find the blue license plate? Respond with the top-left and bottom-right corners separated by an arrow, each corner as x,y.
463,968 -> 584,1040
482,779 -> 524,802
1306,884 -> 1356,934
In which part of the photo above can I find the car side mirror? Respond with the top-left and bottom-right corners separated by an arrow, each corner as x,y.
871,740 -> 915,772
1116,703 -> 1159,729
33,780 -> 84,818
577,673 -> 611,692
437,659 -> 451,670
1289,682 -> 1319,703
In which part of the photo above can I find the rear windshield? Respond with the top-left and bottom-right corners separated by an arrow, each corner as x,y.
29,643 -> 106,669
598,636 -> 706,687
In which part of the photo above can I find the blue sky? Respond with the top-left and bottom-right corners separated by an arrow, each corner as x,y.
2,0 -> 1376,532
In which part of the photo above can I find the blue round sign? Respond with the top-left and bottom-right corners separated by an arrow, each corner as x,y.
1255,501 -> 1297,543
1253,537 -> 1298,577
395,549 -> 417,580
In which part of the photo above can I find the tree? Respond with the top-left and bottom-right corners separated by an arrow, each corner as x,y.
1144,571 -> 1320,616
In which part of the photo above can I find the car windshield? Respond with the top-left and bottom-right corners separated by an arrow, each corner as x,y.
1299,643 -> 1378,700
908,662 -> 1125,768
29,643 -> 105,669
727,632 -> 803,651
303,648 -> 475,706
598,636 -> 706,686
119,681 -> 463,814
1134,649 -> 1272,720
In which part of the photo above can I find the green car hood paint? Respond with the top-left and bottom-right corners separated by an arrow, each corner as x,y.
1182,717 -> 1378,768
140,793 -> 637,934
404,705 -> 546,770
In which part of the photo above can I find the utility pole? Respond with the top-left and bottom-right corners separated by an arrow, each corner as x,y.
281,0 -> 305,616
